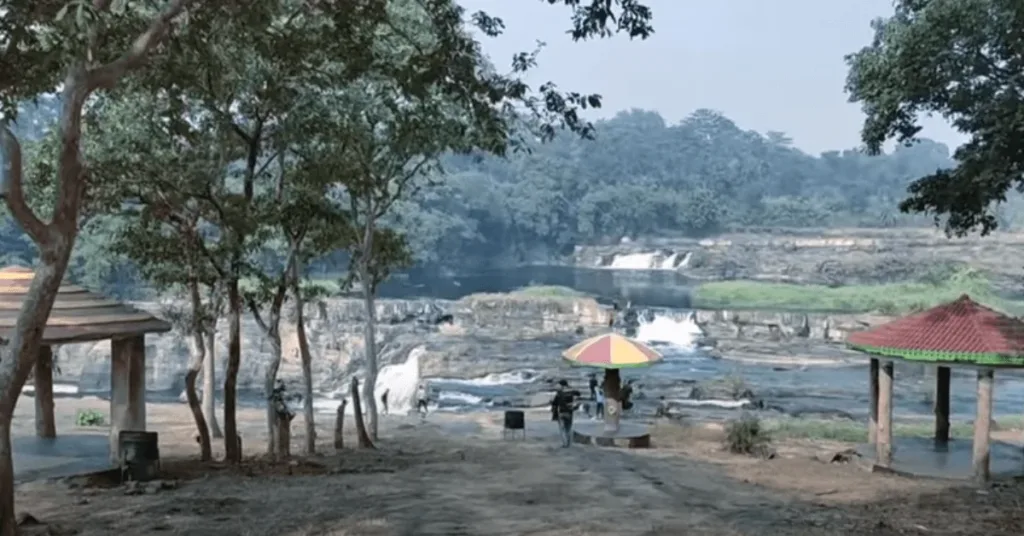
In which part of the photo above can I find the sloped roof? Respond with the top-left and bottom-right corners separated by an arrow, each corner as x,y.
846,295 -> 1024,367
0,265 -> 171,344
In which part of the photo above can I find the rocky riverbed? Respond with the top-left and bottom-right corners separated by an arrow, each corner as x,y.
574,227 -> 1024,292
44,295 -> 894,396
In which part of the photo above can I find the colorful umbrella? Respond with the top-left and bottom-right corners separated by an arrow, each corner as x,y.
562,332 -> 662,368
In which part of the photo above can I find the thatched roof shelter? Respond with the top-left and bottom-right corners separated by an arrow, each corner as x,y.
0,265 -> 170,343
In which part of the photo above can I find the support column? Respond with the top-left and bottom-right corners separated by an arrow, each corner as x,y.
868,358 -> 879,444
603,369 -> 621,433
34,345 -> 56,438
973,368 -> 994,482
876,360 -> 894,467
934,366 -> 951,442
110,335 -> 147,464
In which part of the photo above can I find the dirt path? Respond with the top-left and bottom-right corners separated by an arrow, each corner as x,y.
12,405 -> 1024,535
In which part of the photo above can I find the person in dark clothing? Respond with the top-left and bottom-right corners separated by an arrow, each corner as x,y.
381,389 -> 389,415
621,380 -> 635,412
550,380 -> 580,447
588,374 -> 598,400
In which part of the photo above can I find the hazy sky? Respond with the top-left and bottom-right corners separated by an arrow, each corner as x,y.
460,0 -> 967,155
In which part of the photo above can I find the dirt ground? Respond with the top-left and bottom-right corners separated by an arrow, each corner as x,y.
12,400 -> 1024,536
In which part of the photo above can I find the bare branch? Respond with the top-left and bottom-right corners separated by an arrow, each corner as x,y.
0,125 -> 51,245
86,0 -> 197,91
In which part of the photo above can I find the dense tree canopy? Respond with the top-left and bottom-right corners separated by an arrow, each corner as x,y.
845,0 -> 1024,236
3,101 -> 969,287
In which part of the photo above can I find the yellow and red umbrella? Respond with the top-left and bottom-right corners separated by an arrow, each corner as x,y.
562,332 -> 662,369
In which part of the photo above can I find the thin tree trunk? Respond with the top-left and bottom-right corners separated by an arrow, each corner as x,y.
202,328 -> 223,439
358,211 -> 380,440
291,258 -> 316,454
185,280 -> 211,461
263,330 -> 283,456
224,279 -> 242,463
350,378 -> 375,449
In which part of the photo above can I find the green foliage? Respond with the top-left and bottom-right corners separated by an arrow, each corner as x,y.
75,409 -> 105,427
693,267 -> 1024,314
724,414 -> 773,457
845,0 -> 1024,236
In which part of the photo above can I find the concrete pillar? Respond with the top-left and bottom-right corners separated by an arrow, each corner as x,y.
876,360 -> 894,467
868,358 -> 879,444
34,345 -> 56,438
110,335 -> 147,464
973,368 -> 994,482
934,366 -> 951,442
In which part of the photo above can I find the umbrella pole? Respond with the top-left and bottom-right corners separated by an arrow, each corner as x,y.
603,369 -> 621,433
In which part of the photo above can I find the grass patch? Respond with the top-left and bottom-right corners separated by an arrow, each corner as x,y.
692,267 -> 1024,315
765,416 -> 1024,443
464,285 -> 586,301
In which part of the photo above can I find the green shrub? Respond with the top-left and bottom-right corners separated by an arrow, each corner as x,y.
724,414 -> 773,458
75,409 -> 106,427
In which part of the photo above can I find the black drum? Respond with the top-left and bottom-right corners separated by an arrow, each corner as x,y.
504,410 -> 525,430
119,430 -> 160,482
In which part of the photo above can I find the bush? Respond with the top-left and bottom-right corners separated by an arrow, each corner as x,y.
724,414 -> 774,458
75,409 -> 106,427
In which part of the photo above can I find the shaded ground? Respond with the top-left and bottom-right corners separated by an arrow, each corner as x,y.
12,401 -> 1024,536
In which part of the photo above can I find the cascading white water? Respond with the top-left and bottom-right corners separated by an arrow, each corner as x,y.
608,252 -> 657,269
606,251 -> 689,271
313,345 -> 425,415
635,313 -> 704,349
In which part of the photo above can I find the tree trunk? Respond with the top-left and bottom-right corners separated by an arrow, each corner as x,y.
350,378 -> 375,449
185,280 -> 212,461
334,399 -> 347,450
263,330 -> 283,456
291,257 -> 316,454
224,279 -> 242,463
202,328 -> 223,438
0,247 -> 75,534
358,264 -> 380,440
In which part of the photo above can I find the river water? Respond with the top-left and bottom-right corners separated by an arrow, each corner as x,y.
349,267 -> 1024,424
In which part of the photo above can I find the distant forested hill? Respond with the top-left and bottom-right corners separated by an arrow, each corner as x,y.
6,102 -> 1018,291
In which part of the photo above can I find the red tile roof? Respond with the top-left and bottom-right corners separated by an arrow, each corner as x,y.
847,295 -> 1024,356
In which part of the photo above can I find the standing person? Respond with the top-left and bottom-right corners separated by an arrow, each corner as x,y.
621,379 -> 635,413
550,380 -> 579,448
588,374 -> 598,400
416,382 -> 429,418
594,385 -> 605,420
381,389 -> 390,416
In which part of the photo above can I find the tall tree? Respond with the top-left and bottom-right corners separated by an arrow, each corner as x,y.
845,0 -> 1023,235
0,2 -> 197,531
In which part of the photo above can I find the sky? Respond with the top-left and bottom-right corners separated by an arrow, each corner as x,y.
459,0 -> 967,155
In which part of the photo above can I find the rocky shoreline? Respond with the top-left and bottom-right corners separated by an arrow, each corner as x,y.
39,295 -> 893,414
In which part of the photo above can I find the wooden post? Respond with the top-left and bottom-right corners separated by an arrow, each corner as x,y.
876,360 -> 894,467
334,399 -> 347,450
110,335 -> 147,464
868,358 -> 879,444
34,345 -> 56,438
275,413 -> 293,461
973,368 -> 994,482
934,366 -> 951,442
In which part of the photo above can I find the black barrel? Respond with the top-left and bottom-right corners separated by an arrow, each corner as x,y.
504,410 -> 525,430
119,430 -> 160,482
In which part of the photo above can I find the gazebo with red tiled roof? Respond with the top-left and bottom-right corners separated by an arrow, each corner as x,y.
847,294 -> 1024,481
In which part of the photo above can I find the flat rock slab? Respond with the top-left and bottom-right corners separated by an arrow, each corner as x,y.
573,421 -> 651,448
